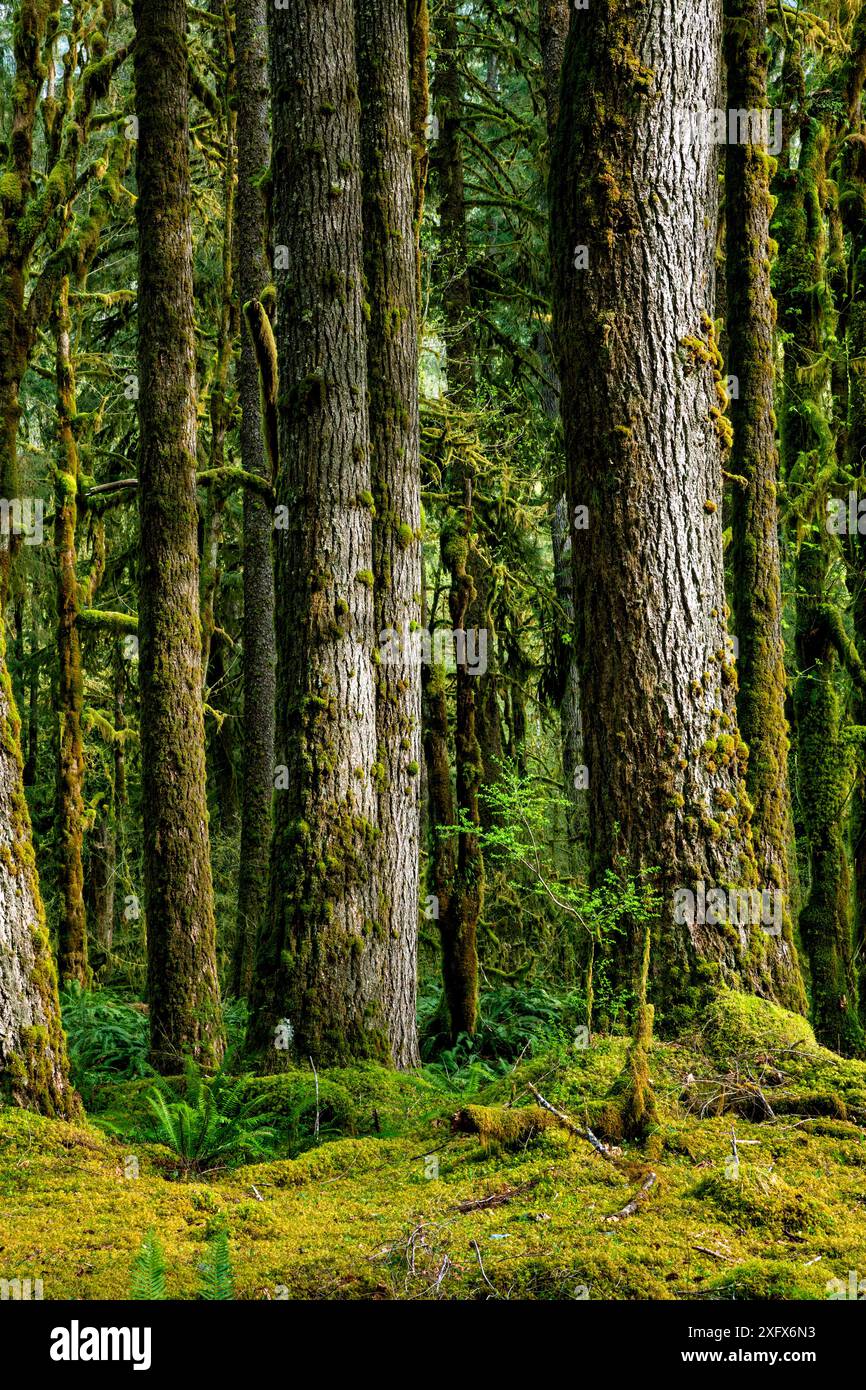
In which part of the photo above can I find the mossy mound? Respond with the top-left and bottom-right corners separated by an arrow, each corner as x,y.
3,995 -> 866,1300
92,1062 -> 447,1157
699,988 -> 819,1060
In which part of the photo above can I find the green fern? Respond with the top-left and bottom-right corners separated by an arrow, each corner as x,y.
130,1230 -> 167,1300
146,1058 -> 276,1172
197,1229 -> 234,1300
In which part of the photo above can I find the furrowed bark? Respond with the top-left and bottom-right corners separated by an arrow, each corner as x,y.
247,0 -> 386,1064
358,0 -> 423,1066
550,0 -> 793,1023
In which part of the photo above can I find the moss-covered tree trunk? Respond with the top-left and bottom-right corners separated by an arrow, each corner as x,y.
724,0 -> 805,1012
776,115 -> 865,1055
841,132 -> 866,1026
0,620 -> 78,1117
133,0 -> 224,1070
537,0 -> 588,871
538,0 -> 570,145
358,0 -> 423,1067
427,0 -> 484,1038
840,13 -> 866,1035
550,0 -> 794,1022
248,0 -> 399,1065
231,0 -> 275,1001
53,278 -> 90,987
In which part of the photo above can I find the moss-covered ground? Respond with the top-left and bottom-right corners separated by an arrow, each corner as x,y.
2,990 -> 865,1299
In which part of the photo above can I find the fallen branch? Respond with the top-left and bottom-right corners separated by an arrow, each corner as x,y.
470,1239 -> 501,1298
453,1180 -> 538,1213
605,1170 -> 658,1223
526,1082 -> 616,1161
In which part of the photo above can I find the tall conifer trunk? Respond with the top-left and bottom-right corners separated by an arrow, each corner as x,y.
550,0 -> 796,1019
248,0 -> 387,1064
134,0 -> 224,1070
231,0 -> 275,1002
357,0 -> 423,1066
724,0 -> 805,1012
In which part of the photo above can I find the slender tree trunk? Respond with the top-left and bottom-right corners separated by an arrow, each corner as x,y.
24,600 -> 39,787
408,0 -> 430,294
776,114 -> 865,1054
537,1 -> 587,869
134,0 -> 224,1070
538,0 -> 570,148
428,0 -> 484,1038
358,0 -> 423,1066
231,0 -> 275,1001
86,798 -> 116,961
551,0 -> 794,1021
724,0 -> 805,1012
53,278 -> 90,987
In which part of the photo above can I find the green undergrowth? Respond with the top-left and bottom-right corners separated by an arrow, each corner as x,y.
1,990 -> 865,1299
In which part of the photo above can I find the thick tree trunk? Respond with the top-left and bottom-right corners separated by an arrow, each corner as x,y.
358,0 -> 423,1066
232,0 -> 275,1001
551,0 -> 795,1022
248,0 -> 391,1065
0,624 -> 78,1117
134,0 -> 224,1070
724,0 -> 805,1012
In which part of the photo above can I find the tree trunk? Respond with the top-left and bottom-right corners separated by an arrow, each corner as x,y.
358,0 -> 423,1066
53,278 -> 90,987
428,0 -> 484,1038
776,114 -> 865,1054
538,0 -> 570,147
86,797 -> 116,963
232,0 -> 275,1001
536,2 -> 588,870
724,0 -> 805,1012
134,0 -> 224,1070
0,622 -> 78,1116
248,0 -> 389,1064
550,0 -> 794,1022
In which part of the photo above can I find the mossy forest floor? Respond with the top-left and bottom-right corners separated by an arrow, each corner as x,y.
2,991 -> 866,1300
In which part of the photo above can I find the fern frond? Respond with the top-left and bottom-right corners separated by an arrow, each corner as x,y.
130,1230 -> 167,1300
198,1229 -> 234,1300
